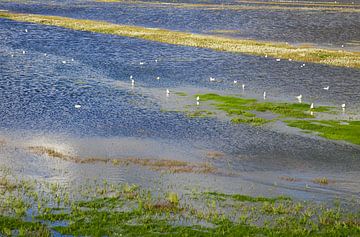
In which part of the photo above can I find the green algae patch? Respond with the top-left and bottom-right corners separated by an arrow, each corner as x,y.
286,120 -> 360,146
0,12 -> 360,69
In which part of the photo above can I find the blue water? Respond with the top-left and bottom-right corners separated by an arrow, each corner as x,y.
1,0 -> 360,48
0,2 -> 359,202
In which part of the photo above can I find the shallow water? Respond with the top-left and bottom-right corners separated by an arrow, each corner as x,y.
1,13 -> 360,204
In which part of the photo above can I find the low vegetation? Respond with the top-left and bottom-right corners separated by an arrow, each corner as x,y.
0,172 -> 359,236
0,12 -> 359,68
286,120 -> 360,146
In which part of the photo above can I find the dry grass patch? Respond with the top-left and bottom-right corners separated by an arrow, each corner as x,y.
29,146 -> 216,174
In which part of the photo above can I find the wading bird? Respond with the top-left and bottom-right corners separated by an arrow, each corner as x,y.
166,89 -> 170,96
263,91 -> 266,100
209,77 -> 215,82
233,80 -> 237,84
156,77 -> 160,80
25,29 -> 28,33
242,84 -> 245,91
131,79 -> 135,86
296,94 -> 302,103
323,86 -> 329,90
74,104 -> 81,109
342,104 -> 346,112
276,58 -> 281,62
310,103 -> 314,109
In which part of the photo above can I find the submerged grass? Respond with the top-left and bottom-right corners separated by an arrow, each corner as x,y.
0,12 -> 360,68
196,93 -> 331,126
286,120 -> 360,146
1,175 -> 359,236
29,146 -> 216,174
204,191 -> 291,203
188,93 -> 360,146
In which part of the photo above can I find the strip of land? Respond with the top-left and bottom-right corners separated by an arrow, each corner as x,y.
96,0 -> 360,12
0,11 -> 359,69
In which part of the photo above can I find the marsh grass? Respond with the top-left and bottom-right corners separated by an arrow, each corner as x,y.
195,93 -> 332,127
96,0 -> 360,13
0,172 -> 359,236
29,146 -> 217,174
286,120 -> 360,145
1,12 -> 360,68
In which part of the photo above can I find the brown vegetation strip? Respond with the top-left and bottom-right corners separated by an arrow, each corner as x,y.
28,146 -> 216,174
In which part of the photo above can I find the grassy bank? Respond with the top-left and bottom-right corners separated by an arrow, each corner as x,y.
0,12 -> 360,69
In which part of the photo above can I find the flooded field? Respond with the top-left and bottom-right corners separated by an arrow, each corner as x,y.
0,0 -> 359,236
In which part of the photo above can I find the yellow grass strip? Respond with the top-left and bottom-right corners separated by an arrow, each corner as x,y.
0,11 -> 359,69
95,0 -> 360,12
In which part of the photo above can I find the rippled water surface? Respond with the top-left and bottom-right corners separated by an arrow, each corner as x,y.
1,0 -> 360,50
0,1 -> 359,203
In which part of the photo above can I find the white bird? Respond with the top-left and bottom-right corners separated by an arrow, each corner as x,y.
288,58 -> 292,61
323,86 -> 329,90
11,54 -> 14,57
302,63 -> 306,67
156,76 -> 160,80
242,84 -> 245,90
74,104 -> 81,109
276,58 -> 281,62
263,91 -> 266,100
233,80 -> 237,84
341,45 -> 344,48
62,60 -> 66,64
155,59 -> 158,63
209,77 -> 216,82
196,96 -> 200,101
296,94 -> 302,101
71,58 -> 74,62
166,89 -> 170,95
131,79 -> 135,86
22,50 -> 25,54
139,62 -> 144,65
310,103 -> 314,109
196,101 -> 200,106
25,29 -> 28,33
44,53 -> 47,56
130,75 -> 133,79
265,54 -> 268,58
341,104 -> 346,112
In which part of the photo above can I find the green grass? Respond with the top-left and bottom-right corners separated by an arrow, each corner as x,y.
286,120 -> 360,146
0,173 -> 359,237
0,12 -> 360,68
196,93 -> 331,126
204,191 -> 291,203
